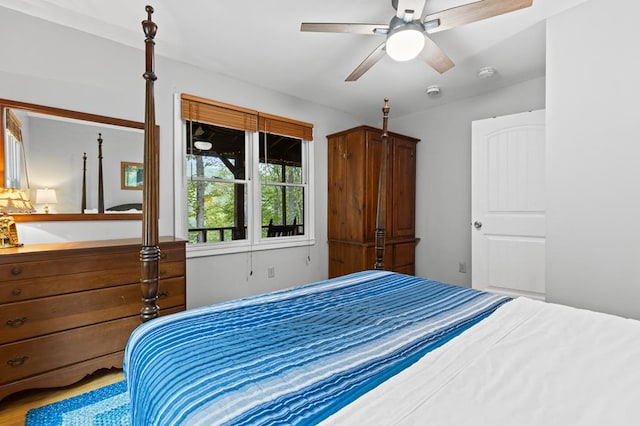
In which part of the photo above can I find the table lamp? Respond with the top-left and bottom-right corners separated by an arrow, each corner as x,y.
0,188 -> 35,248
36,188 -> 57,214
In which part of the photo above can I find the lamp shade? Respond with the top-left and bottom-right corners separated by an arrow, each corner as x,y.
36,188 -> 57,205
0,188 -> 35,214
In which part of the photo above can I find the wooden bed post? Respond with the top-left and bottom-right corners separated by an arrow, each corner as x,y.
374,98 -> 390,270
97,133 -> 104,213
81,152 -> 87,213
140,5 -> 160,322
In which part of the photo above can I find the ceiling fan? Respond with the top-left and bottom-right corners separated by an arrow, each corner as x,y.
300,0 -> 533,81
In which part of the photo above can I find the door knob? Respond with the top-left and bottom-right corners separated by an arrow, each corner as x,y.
473,221 -> 482,229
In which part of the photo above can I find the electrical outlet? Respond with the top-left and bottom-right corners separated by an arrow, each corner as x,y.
458,262 -> 467,274
268,267 -> 275,278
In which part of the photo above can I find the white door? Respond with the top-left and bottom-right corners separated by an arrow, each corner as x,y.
471,110 -> 545,300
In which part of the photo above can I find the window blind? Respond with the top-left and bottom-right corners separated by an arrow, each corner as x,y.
181,94 -> 313,141
181,94 -> 258,133
258,112 -> 313,141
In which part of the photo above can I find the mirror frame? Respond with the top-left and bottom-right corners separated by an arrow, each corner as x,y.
0,98 -> 147,222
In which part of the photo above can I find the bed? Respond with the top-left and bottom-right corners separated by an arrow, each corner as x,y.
125,270 -> 509,424
124,270 -> 640,425
128,6 -> 640,426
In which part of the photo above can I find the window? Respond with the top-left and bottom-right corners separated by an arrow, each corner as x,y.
179,94 -> 314,254
186,123 -> 248,243
259,132 -> 305,238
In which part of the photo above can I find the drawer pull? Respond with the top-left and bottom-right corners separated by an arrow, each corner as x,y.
157,291 -> 169,299
159,270 -> 167,276
160,252 -> 167,259
7,356 -> 28,367
6,317 -> 27,328
10,267 -> 23,276
11,289 -> 22,296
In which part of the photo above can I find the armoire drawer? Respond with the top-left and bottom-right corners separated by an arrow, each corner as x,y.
0,316 -> 140,385
393,241 -> 416,268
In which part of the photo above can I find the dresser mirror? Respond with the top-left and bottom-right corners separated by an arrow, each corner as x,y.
0,98 -> 145,222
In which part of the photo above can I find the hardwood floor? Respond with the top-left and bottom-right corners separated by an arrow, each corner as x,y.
0,368 -> 124,426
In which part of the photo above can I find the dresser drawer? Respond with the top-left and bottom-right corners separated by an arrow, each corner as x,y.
157,277 -> 186,311
1,283 -> 144,344
160,243 -> 186,263
0,316 -> 140,385
0,267 -> 139,304
1,255 -> 184,304
0,252 -> 140,283
159,261 -> 185,281
1,276 -> 186,345
0,240 -> 184,288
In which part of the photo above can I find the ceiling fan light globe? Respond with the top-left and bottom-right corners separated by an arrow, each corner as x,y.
386,27 -> 424,61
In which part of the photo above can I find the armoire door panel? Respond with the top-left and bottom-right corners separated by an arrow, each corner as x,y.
392,137 -> 417,238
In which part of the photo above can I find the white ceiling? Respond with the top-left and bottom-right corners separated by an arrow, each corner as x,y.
2,0 -> 588,122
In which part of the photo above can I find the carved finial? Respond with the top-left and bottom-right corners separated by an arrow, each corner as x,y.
142,5 -> 157,39
142,5 -> 157,83
381,98 -> 390,136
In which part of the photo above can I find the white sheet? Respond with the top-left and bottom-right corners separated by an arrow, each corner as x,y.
324,297 -> 640,425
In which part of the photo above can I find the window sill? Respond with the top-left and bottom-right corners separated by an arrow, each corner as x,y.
186,237 -> 316,258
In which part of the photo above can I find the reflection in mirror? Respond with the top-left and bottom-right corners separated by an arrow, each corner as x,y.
3,109 -> 27,189
0,98 -> 145,221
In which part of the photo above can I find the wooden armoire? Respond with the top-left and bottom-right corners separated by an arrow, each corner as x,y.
327,125 -> 419,278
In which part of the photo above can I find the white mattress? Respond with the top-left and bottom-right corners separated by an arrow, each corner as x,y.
324,297 -> 640,425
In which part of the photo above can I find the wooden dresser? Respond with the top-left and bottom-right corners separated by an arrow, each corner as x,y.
0,236 -> 186,401
328,125 -> 419,278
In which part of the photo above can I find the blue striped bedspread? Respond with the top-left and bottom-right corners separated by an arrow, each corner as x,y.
124,271 -> 510,425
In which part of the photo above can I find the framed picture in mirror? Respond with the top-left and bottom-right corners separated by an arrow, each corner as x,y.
121,161 -> 144,190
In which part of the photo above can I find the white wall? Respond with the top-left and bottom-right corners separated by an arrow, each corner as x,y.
0,7 -> 363,306
391,77 -> 545,287
546,0 -> 640,319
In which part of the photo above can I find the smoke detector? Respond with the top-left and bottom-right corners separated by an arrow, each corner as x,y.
477,66 -> 496,79
426,85 -> 441,96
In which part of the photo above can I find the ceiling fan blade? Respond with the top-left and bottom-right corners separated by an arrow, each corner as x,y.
396,0 -> 426,20
420,35 -> 454,74
346,42 -> 387,82
424,0 -> 533,34
301,22 -> 388,35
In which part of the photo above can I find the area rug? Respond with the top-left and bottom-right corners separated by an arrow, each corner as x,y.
25,380 -> 130,426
